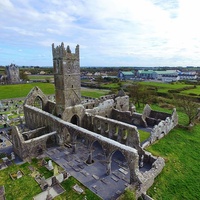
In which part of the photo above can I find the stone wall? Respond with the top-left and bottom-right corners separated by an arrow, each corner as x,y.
12,125 -> 57,159
24,86 -> 49,109
115,95 -> 129,111
62,104 -> 85,125
136,155 -> 165,198
82,94 -> 116,110
142,108 -> 178,148
142,104 -> 172,127
111,109 -> 147,127
22,104 -> 141,184
22,126 -> 47,140
83,114 -> 144,155
21,104 -> 166,192
44,101 -> 56,114
86,99 -> 114,117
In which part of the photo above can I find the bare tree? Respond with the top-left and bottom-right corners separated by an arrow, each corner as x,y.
173,95 -> 200,125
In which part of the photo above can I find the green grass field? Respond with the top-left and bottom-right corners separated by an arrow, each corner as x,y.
0,83 -> 55,99
146,125 -> 200,199
28,75 -> 54,81
0,83 -> 110,100
81,88 -> 109,98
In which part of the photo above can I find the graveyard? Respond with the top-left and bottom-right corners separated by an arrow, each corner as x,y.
0,156 -> 100,200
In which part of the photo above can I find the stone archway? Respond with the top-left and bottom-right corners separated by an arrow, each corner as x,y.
46,135 -> 58,148
70,115 -> 79,125
110,150 -> 130,182
34,96 -> 43,110
92,141 -> 106,162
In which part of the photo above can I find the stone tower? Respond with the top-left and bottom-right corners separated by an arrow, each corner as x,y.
52,42 -> 81,116
6,64 -> 20,83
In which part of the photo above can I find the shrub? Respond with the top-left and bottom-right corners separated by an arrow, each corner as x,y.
118,188 -> 136,200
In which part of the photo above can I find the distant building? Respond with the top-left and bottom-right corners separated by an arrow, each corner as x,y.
24,71 -> 32,75
178,72 -> 197,80
6,64 -> 20,83
162,74 -> 180,82
137,70 -> 178,80
118,71 -> 134,80
155,70 -> 178,80
39,71 -> 46,75
136,70 -> 156,79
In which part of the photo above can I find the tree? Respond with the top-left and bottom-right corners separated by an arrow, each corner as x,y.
128,83 -> 154,108
173,95 -> 200,126
95,75 -> 103,86
19,71 -> 29,81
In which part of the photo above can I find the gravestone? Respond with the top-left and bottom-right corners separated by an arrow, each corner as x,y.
40,176 -> 48,190
63,171 -> 69,180
51,176 -> 59,186
42,158 -> 47,166
17,170 -> 22,179
0,186 -> 5,198
73,184 -> 84,194
11,152 -> 15,160
56,173 -> 64,183
48,160 -> 54,170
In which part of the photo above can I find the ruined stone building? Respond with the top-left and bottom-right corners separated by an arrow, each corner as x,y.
11,43 -> 178,198
6,63 -> 20,83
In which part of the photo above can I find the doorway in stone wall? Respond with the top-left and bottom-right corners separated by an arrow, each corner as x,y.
111,150 -> 130,182
46,135 -> 58,148
70,115 -> 79,125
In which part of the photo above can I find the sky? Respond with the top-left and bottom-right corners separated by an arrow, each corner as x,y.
1,0 -> 200,67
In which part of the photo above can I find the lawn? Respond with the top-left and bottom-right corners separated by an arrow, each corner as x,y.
0,83 -> 110,100
181,85 -> 200,95
139,81 -> 192,94
81,88 -> 109,98
0,83 -> 55,99
101,82 -> 120,89
138,129 -> 150,142
146,125 -> 200,199
28,75 -> 54,81
54,176 -> 101,200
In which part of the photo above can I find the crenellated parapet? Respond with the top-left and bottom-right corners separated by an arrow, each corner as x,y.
52,42 -> 79,60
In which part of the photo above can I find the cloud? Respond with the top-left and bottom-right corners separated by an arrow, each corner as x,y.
1,0 -> 200,66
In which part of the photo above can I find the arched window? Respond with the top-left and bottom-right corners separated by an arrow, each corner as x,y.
70,115 -> 79,125
34,96 -> 43,109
